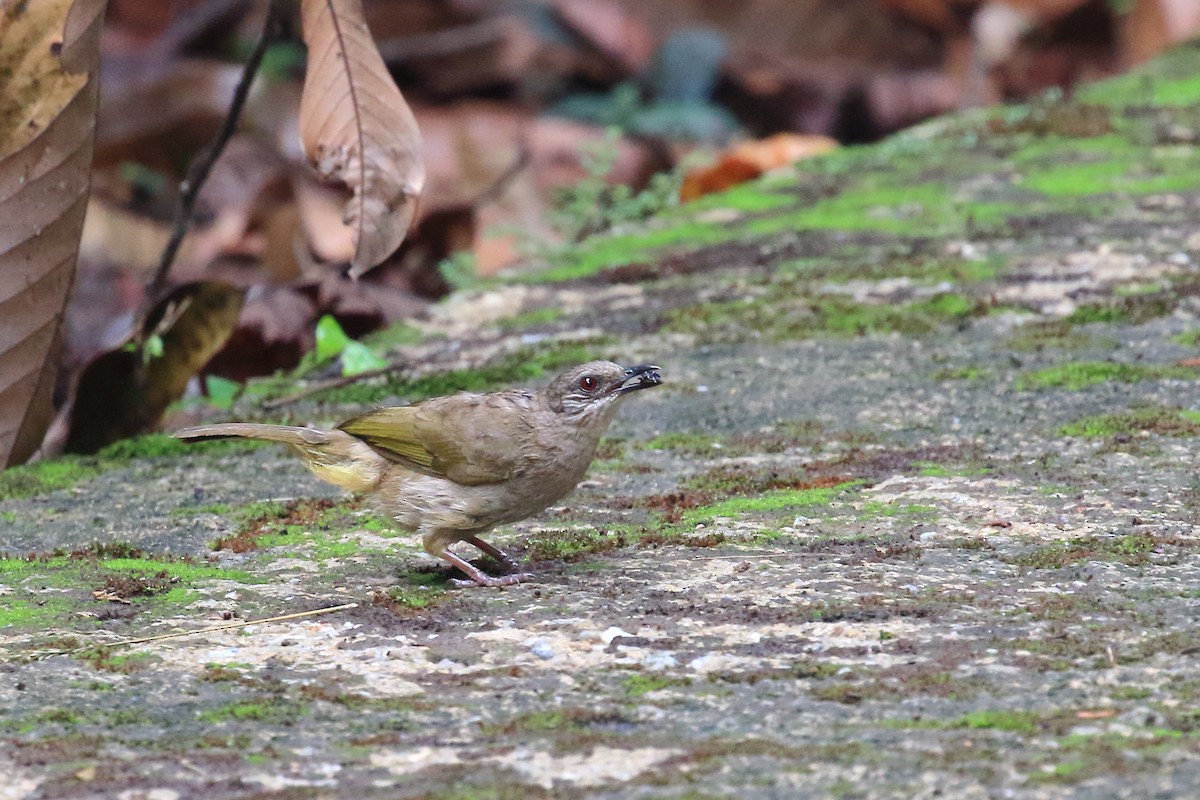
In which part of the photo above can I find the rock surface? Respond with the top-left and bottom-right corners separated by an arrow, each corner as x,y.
6,45 -> 1200,799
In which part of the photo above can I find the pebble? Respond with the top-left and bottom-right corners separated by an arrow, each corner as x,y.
641,651 -> 678,671
529,640 -> 555,660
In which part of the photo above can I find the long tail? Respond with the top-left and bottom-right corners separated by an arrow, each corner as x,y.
174,423 -> 330,446
173,423 -> 386,492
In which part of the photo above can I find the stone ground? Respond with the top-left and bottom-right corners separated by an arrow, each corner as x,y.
6,46 -> 1200,800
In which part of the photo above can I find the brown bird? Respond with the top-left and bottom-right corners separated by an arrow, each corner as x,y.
174,361 -> 662,586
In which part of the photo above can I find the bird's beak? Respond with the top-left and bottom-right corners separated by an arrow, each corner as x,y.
610,364 -> 663,395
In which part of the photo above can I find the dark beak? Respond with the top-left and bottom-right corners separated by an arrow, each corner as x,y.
611,364 -> 663,395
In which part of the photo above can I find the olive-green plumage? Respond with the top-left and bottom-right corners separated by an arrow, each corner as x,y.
174,361 -> 662,586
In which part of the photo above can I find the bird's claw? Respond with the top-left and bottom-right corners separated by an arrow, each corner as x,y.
450,572 -> 535,588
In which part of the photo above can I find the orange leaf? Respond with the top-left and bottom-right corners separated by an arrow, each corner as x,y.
299,0 -> 425,278
681,134 -> 837,202
0,0 -> 106,467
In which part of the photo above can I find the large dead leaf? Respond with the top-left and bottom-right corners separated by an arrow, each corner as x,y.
299,0 -> 425,278
0,0 -> 106,467
65,281 -> 246,454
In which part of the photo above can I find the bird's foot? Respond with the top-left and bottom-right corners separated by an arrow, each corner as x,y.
438,548 -> 533,588
450,572 -> 534,588
464,534 -> 523,573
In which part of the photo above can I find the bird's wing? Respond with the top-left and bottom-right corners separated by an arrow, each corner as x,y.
337,393 -> 534,485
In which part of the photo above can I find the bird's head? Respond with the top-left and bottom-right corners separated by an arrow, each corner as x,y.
545,361 -> 663,419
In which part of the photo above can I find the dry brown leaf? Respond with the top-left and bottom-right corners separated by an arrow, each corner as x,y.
680,134 -> 838,202
0,0 -> 106,467
299,0 -> 425,278
65,281 -> 245,453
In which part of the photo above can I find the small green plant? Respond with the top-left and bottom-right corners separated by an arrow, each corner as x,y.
543,128 -> 682,247
314,315 -> 388,376
437,250 -> 482,291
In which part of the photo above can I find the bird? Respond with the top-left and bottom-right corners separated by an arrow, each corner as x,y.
174,361 -> 663,587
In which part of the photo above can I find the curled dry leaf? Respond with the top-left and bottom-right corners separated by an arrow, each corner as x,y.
680,133 -> 838,202
65,281 -> 246,454
299,0 -> 425,278
0,0 -> 106,467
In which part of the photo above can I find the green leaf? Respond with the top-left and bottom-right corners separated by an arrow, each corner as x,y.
144,334 -> 165,359
204,375 -> 241,409
340,341 -> 388,376
314,314 -> 351,361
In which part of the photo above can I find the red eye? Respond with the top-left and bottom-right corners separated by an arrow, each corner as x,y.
579,376 -> 599,392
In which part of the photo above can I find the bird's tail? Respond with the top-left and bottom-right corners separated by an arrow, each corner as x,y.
174,423 -> 325,445
173,423 -> 386,492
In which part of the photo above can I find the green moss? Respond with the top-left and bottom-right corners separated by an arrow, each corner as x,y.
1019,159 -> 1134,197
1016,361 -> 1194,391
684,179 -> 798,213
383,586 -> 439,610
624,673 -> 691,697
0,599 -> 65,628
953,710 -> 1041,734
525,526 -> 630,562
666,291 -> 989,342
912,461 -> 988,477
1064,305 -> 1126,325
858,501 -> 938,519
1009,132 -> 1131,164
748,182 -> 945,236
531,220 -> 733,283
934,365 -> 989,381
173,502 -> 233,517
1061,407 -> 1200,438
0,433 -> 266,501
0,457 -> 106,501
0,548 -> 261,631
255,529 -> 359,561
1078,47 -> 1200,108
1005,320 -> 1103,352
642,431 -> 724,454
99,557 -> 253,583
1064,292 -> 1175,326
94,433 -> 187,459
362,322 -> 424,350
198,700 -> 305,724
680,482 -> 860,528
496,307 -> 565,331
1007,531 -> 1161,569
76,649 -> 159,674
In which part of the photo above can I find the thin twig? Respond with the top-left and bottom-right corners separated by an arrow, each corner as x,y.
22,602 -> 359,661
261,364 -> 402,410
469,144 -> 530,210
144,0 -> 284,301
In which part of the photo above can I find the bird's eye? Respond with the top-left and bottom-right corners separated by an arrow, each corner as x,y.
579,376 -> 599,392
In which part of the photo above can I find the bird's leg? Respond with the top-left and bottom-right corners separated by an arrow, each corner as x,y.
464,534 -> 524,573
440,549 -> 531,588
423,528 -> 532,588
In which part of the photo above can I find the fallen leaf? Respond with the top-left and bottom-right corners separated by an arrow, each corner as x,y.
299,0 -> 425,277
0,0 -> 106,467
65,281 -> 245,453
680,133 -> 837,201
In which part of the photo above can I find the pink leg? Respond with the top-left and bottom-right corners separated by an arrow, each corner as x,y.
439,549 -> 532,588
